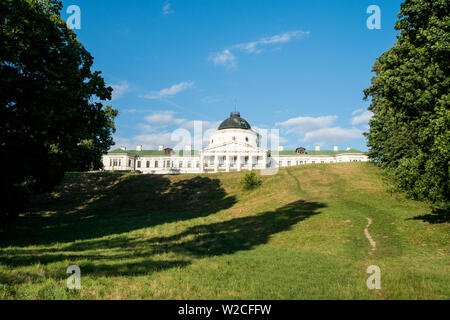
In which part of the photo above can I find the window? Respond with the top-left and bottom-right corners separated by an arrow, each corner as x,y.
232,136 -> 236,141
155,161 -> 159,168
179,161 -> 183,168
188,161 -> 192,168
246,137 -> 249,142
110,159 -> 112,166
166,160 -> 171,168
312,161 -> 315,164
279,161 -> 283,167
288,161 -> 291,166
146,161 -> 150,168
137,161 -> 141,168
196,161 -> 200,168
129,160 -> 132,167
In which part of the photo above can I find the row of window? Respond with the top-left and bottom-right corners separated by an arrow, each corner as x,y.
212,136 -> 251,144
278,160 -> 325,166
136,160 -> 200,169
111,158 -> 363,168
278,159 -> 362,166
110,159 -> 121,167
208,157 -> 261,166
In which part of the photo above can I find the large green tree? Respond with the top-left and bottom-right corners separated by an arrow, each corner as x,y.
364,0 -> 449,208
0,0 -> 118,219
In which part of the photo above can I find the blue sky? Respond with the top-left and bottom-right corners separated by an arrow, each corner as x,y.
62,0 -> 403,151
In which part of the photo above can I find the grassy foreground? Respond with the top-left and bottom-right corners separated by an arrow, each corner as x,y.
0,163 -> 448,299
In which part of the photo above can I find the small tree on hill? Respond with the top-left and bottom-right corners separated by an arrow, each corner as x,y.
241,172 -> 262,191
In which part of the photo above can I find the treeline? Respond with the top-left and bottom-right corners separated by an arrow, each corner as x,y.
364,0 -> 449,208
0,0 -> 118,220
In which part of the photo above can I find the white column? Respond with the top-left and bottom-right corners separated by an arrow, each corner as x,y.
248,155 -> 253,171
237,155 -> 241,172
263,153 -> 267,169
214,154 -> 219,173
200,155 -> 204,173
226,155 -> 230,172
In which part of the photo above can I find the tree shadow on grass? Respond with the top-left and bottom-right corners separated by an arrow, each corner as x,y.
408,208 -> 450,224
145,199 -> 326,257
0,199 -> 325,278
0,174 -> 236,247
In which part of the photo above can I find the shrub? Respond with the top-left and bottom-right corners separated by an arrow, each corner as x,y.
241,172 -> 262,190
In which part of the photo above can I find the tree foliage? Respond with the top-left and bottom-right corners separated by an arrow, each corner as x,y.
0,0 -> 118,219
241,172 -> 262,191
364,0 -> 449,208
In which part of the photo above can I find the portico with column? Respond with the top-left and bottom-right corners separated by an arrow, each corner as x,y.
198,112 -> 268,173
200,152 -> 267,173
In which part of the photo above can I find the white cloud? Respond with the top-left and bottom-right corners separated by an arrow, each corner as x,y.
181,120 -> 221,132
303,127 -> 363,146
352,111 -> 373,125
275,113 -> 367,147
111,81 -> 130,100
142,81 -> 195,100
253,126 -> 288,149
181,120 -> 222,146
112,110 -> 224,150
210,30 -> 309,68
134,132 -> 177,149
352,108 -> 364,115
162,2 -> 174,15
145,110 -> 186,126
209,49 -> 236,68
234,30 -> 310,54
276,115 -> 338,135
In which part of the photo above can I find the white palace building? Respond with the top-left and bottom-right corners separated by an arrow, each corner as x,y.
102,112 -> 369,174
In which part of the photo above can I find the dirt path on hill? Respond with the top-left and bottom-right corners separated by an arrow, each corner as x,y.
286,168 -> 302,194
364,218 -> 377,253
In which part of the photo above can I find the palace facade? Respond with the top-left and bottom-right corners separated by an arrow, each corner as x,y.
102,112 -> 369,174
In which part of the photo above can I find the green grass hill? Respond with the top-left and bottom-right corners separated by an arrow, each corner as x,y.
0,163 -> 448,299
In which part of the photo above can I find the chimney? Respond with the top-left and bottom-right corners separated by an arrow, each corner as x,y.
120,146 -> 127,151
185,145 -> 192,151
158,145 -> 164,151
136,145 -> 142,151
278,146 -> 284,152
315,145 -> 321,151
333,146 -> 339,152
346,147 -> 351,151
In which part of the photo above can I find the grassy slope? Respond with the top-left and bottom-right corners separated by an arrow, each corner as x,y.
0,163 -> 448,300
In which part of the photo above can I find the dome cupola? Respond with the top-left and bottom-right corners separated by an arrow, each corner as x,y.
218,112 -> 251,130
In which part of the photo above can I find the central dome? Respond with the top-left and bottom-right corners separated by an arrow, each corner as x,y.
218,112 -> 252,130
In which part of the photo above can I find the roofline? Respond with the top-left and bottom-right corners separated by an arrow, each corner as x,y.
276,153 -> 368,157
